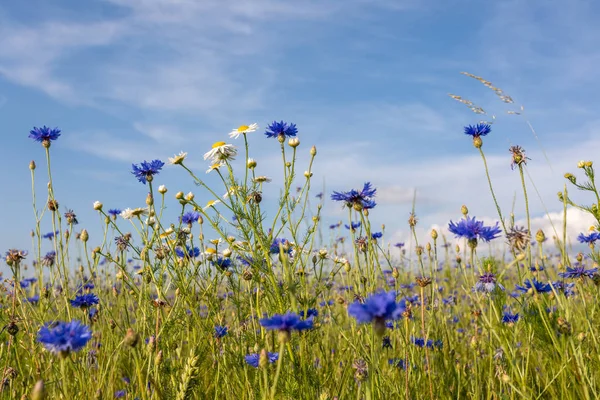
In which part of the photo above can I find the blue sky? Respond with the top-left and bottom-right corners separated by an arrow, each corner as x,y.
1,0 -> 599,259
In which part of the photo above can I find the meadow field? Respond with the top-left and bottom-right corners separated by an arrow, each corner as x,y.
2,86 -> 600,400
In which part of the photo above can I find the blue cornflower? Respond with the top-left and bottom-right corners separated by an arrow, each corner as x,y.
27,295 -> 40,305
115,390 -> 126,398
264,121 -> 298,139
214,325 -> 228,339
577,232 -> 600,244
502,312 -> 519,325
270,238 -> 291,255
88,307 -> 99,321
411,337 -> 432,348
382,336 -> 392,349
551,281 -> 576,297
107,209 -> 122,218
181,211 -> 201,225
29,126 -> 61,143
331,182 -> 377,210
245,352 -> 279,368
237,255 -> 253,267
212,256 -> 232,271
175,246 -> 200,259
473,272 -> 504,293
316,192 -> 323,199
516,278 -> 552,294
559,265 -> 598,280
37,320 -> 92,356
394,242 -> 405,248
42,231 -> 59,240
131,159 -> 165,184
371,232 -> 383,240
464,123 -> 491,138
299,308 -> 319,319
259,313 -> 313,340
70,293 -> 100,308
345,221 -> 361,230
348,291 -> 406,334
388,358 -> 408,370
448,216 -> 501,243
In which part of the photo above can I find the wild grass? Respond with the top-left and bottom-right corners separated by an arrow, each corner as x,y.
1,83 -> 600,400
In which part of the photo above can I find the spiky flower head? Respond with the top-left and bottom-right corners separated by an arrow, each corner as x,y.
348,291 -> 406,335
559,265 -> 598,280
29,126 -> 61,147
448,216 -> 502,248
509,145 -> 529,169
506,226 -> 531,252
473,272 -> 504,293
245,352 -> 278,368
464,123 -> 491,148
131,160 -> 164,184
70,293 -> 100,309
516,278 -> 552,294
331,182 -> 377,211
5,249 -> 27,266
259,312 -> 314,334
37,320 -> 92,357
264,121 -> 298,142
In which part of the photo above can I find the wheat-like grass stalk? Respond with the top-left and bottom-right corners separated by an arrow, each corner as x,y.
176,352 -> 200,400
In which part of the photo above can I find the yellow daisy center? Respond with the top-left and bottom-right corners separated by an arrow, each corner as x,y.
212,141 -> 226,148
237,125 -> 249,132
206,200 -> 217,207
205,248 -> 217,254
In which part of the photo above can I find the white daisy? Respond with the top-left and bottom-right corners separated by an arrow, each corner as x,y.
203,142 -> 237,162
229,123 -> 259,139
203,200 -> 221,211
253,176 -> 272,183
168,151 -> 187,165
120,207 -> 148,220
206,161 -> 224,174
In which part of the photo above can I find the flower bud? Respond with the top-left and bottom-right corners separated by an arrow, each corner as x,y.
31,380 -> 46,400
310,145 -> 317,156
124,328 -> 140,347
29,160 -> 36,170
80,229 -> 89,242
146,193 -> 154,206
93,201 -> 103,211
535,229 -> 545,243
247,158 -> 257,169
176,191 -> 184,200
158,185 -> 167,194
431,229 -> 438,240
288,138 -> 300,148
185,192 -> 194,201
304,171 -> 313,178
461,205 -> 468,216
